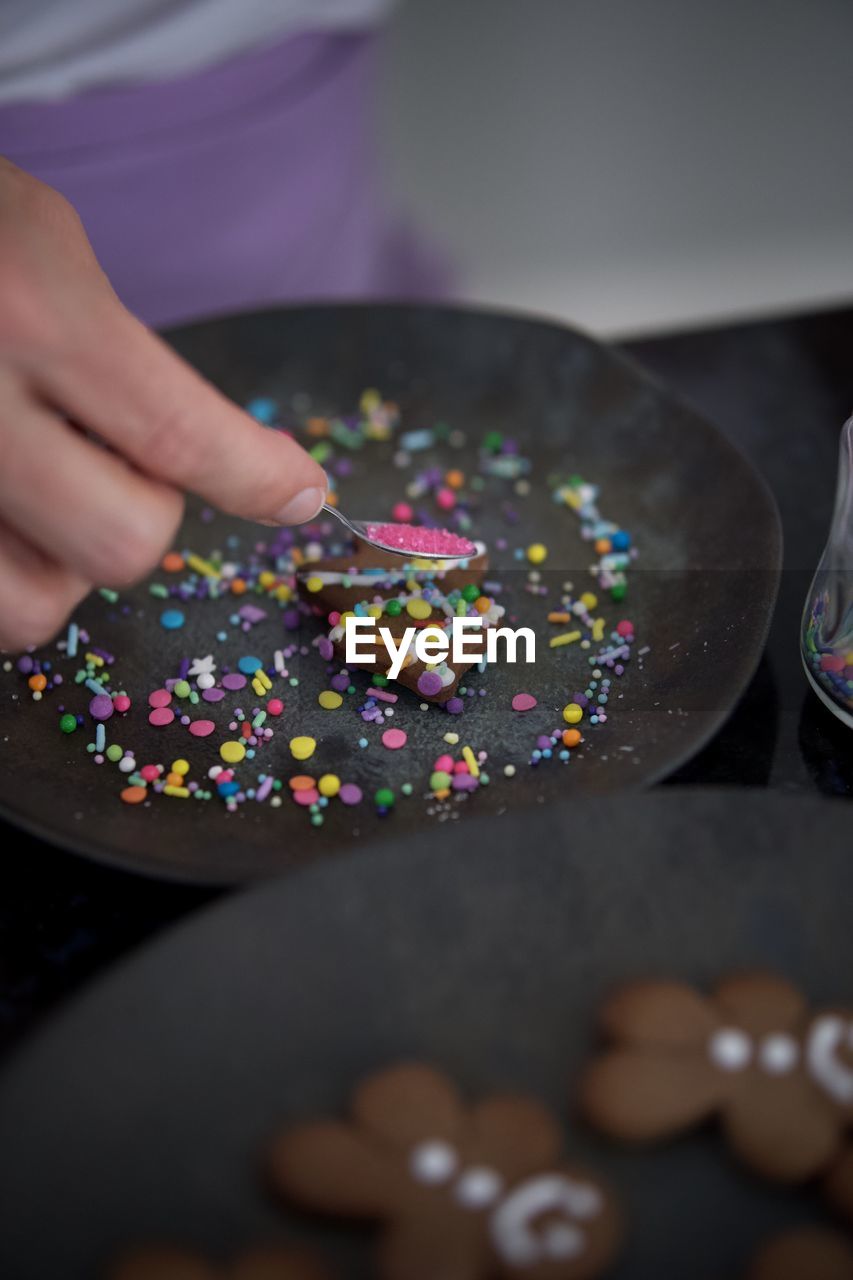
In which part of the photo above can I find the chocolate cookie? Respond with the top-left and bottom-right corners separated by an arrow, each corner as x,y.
110,1246 -> 331,1280
268,1062 -> 622,1280
297,543 -> 506,704
579,974 -> 853,1183
746,1228 -> 853,1280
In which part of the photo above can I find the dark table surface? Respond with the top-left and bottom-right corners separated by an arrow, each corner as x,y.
3,301 -> 852,1059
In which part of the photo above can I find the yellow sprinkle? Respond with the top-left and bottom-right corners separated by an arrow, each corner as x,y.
305,575 -> 324,594
526,543 -> 548,565
171,758 -> 190,776
443,731 -> 460,745
84,652 -> 105,667
318,690 -> 343,710
367,604 -> 383,618
562,488 -> 583,510
275,584 -> 293,602
290,736 -> 316,761
253,668 -> 272,692
563,702 -> 583,725
186,553 -> 220,579
592,617 -> 605,642
220,740 -> 246,764
406,597 -> 432,620
549,630 -> 582,648
163,785 -> 190,798
580,592 -> 598,610
258,570 -> 276,589
318,773 -> 341,797
462,745 -> 480,778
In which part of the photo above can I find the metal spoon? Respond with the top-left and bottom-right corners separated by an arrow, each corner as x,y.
321,503 -> 477,560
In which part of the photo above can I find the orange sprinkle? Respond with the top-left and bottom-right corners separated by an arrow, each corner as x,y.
562,728 -> 582,748
241,721 -> 253,739
445,469 -> 465,489
291,547 -> 305,566
289,775 -> 316,791
27,673 -> 47,692
230,577 -> 247,595
595,538 -> 612,555
324,491 -> 338,508
120,785 -> 147,805
474,596 -> 491,614
165,771 -> 184,787
161,551 -> 185,573
548,612 -> 571,624
307,417 -> 329,436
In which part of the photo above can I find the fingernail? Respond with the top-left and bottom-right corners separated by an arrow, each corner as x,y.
272,486 -> 326,526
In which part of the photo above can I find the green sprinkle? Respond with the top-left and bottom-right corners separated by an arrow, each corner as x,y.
385,600 -> 402,617
59,713 -> 77,734
375,787 -> 395,808
173,679 -> 191,698
401,782 -> 413,796
148,583 -> 169,599
98,587 -> 119,603
106,744 -> 123,763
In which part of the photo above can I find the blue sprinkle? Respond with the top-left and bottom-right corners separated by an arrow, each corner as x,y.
246,397 -> 278,424
237,655 -> 263,674
95,723 -> 105,752
160,609 -> 185,630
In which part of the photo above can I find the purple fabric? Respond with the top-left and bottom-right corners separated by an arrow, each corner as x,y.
0,31 -> 451,326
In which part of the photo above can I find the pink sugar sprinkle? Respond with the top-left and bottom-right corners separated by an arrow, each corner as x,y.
188,719 -> 216,737
365,522 -> 476,558
381,727 -> 408,750
511,693 -> 538,712
148,707 -> 175,727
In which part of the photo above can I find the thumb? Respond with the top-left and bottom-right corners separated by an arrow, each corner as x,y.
43,297 -> 329,525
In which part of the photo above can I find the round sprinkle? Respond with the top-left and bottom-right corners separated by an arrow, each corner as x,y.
59,713 -> 77,734
562,702 -> 583,725
171,758 -> 190,776
266,698 -> 284,716
406,597 -> 432,621
159,608 -> 185,630
304,575 -> 324,593
375,786 -> 395,808
120,785 -> 147,805
289,775 -> 316,791
318,690 -> 343,710
511,693 -> 537,712
89,693 -> 114,721
293,787 -> 319,806
237,655 -> 263,675
221,673 -> 247,691
382,727 -> 408,750
290,736 -> 316,761
318,774 -> 341,797
504,764 -> 516,777
417,670 -> 443,697
338,782 -> 362,805
445,697 -> 464,715
161,551 -> 185,573
106,743 -> 123,763
173,679 -> 191,699
430,770 -> 452,791
526,543 -> 548,564
189,720 -> 216,737
562,728 -> 582,747
220,740 -> 246,764
149,707 -> 175,727
148,688 -> 172,708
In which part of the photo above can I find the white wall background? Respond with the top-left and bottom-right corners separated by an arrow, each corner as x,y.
379,0 -> 853,336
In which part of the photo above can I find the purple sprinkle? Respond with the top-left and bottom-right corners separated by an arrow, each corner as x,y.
17,656 -> 34,674
221,673 -> 247,691
331,672 -> 350,692
239,604 -> 267,624
178,658 -> 191,680
445,697 -> 464,715
318,637 -> 334,661
202,688 -> 226,703
417,670 -> 443,697
89,693 -> 114,721
452,773 -> 479,791
283,608 -> 300,631
339,783 -> 362,805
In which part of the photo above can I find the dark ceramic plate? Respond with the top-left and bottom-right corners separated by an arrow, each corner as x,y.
0,305 -> 781,882
0,791 -> 848,1280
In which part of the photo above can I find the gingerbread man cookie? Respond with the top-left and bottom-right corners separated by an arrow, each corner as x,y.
110,1246 -> 331,1280
579,973 -> 853,1182
269,1063 -> 622,1279
746,1228 -> 853,1280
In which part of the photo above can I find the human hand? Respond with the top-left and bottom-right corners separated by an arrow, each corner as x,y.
0,157 -> 327,649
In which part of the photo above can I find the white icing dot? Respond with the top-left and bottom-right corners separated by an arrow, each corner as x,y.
709,1027 -> 752,1071
759,1033 -> 799,1075
545,1223 -> 585,1259
454,1166 -> 504,1208
409,1140 -> 457,1185
566,1184 -> 604,1220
